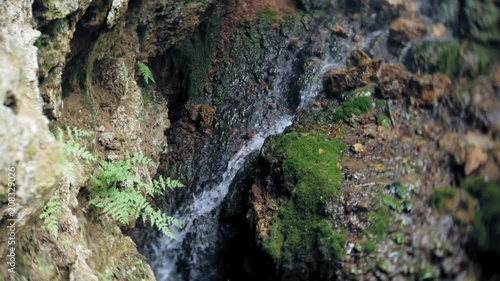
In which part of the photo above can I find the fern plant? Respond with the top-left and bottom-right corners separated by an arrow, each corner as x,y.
40,196 -> 62,239
53,126 -> 96,186
40,127 -> 95,238
90,152 -> 184,238
136,61 -> 156,84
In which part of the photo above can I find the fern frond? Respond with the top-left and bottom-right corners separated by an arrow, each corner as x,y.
129,153 -> 156,167
136,61 -> 156,84
167,177 -> 185,189
62,159 -> 76,186
52,126 -> 96,186
89,149 -> 184,238
146,176 -> 184,196
40,196 -> 62,239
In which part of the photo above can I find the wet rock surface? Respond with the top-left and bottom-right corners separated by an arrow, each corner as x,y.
323,50 -> 383,97
218,1 -> 500,281
2,0 -> 499,280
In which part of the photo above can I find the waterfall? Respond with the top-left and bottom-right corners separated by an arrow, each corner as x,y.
146,42 -> 334,281
147,16 -> 388,281
150,116 -> 293,281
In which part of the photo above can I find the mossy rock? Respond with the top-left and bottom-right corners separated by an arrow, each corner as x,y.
298,94 -> 373,127
463,177 -> 500,258
406,41 -> 462,76
406,40 -> 498,77
262,132 -> 345,269
173,14 -> 220,101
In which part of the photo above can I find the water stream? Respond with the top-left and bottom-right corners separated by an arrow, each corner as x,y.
149,50 -> 324,281
148,17 -> 390,281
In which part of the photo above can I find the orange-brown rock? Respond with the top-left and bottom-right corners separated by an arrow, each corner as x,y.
324,50 -> 382,97
389,16 -> 427,46
331,25 -> 348,38
494,67 -> 500,87
190,104 -> 216,136
346,49 -> 372,68
408,74 -> 451,106
429,23 -> 448,39
376,63 -> 411,98
247,128 -> 256,139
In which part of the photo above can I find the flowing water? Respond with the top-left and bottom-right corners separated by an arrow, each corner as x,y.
148,16 -> 393,281
148,47 -> 325,281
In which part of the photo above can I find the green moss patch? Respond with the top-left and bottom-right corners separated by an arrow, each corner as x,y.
173,14 -> 220,101
263,132 -> 345,267
300,95 -> 373,127
366,208 -> 389,237
407,41 -> 498,77
406,41 -> 461,76
431,187 -> 458,210
463,178 -> 500,257
333,96 -> 372,122
258,9 -> 280,23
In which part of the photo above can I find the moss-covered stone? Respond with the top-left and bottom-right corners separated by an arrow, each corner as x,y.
406,41 -> 461,76
406,40 -> 498,77
332,96 -> 372,122
431,187 -> 458,210
299,94 -> 373,127
463,177 -> 500,258
366,208 -> 389,237
262,132 -> 345,268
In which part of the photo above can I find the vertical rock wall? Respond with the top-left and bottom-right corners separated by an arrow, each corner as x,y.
1,0 -> 221,280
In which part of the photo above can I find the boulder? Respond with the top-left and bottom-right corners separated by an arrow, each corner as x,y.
389,16 -> 427,48
324,50 -> 382,97
376,63 -> 411,98
407,73 -> 452,106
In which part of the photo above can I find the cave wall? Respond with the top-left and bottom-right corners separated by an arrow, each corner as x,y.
0,0 -> 221,280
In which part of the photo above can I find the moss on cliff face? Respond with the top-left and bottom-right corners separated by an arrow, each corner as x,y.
262,132 -> 345,267
463,178 -> 500,258
211,14 -> 304,108
173,13 -> 220,101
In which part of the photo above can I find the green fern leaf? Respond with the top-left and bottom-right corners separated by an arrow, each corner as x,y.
40,196 -> 62,239
137,61 -> 156,84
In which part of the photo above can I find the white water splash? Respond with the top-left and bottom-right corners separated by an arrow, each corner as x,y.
150,116 -> 293,281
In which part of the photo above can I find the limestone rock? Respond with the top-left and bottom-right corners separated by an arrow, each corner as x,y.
439,131 -> 495,176
0,0 -> 62,262
38,0 -> 82,20
107,0 -> 129,27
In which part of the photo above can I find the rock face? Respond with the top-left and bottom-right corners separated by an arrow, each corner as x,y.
0,0 -> 62,258
1,0 -> 222,279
